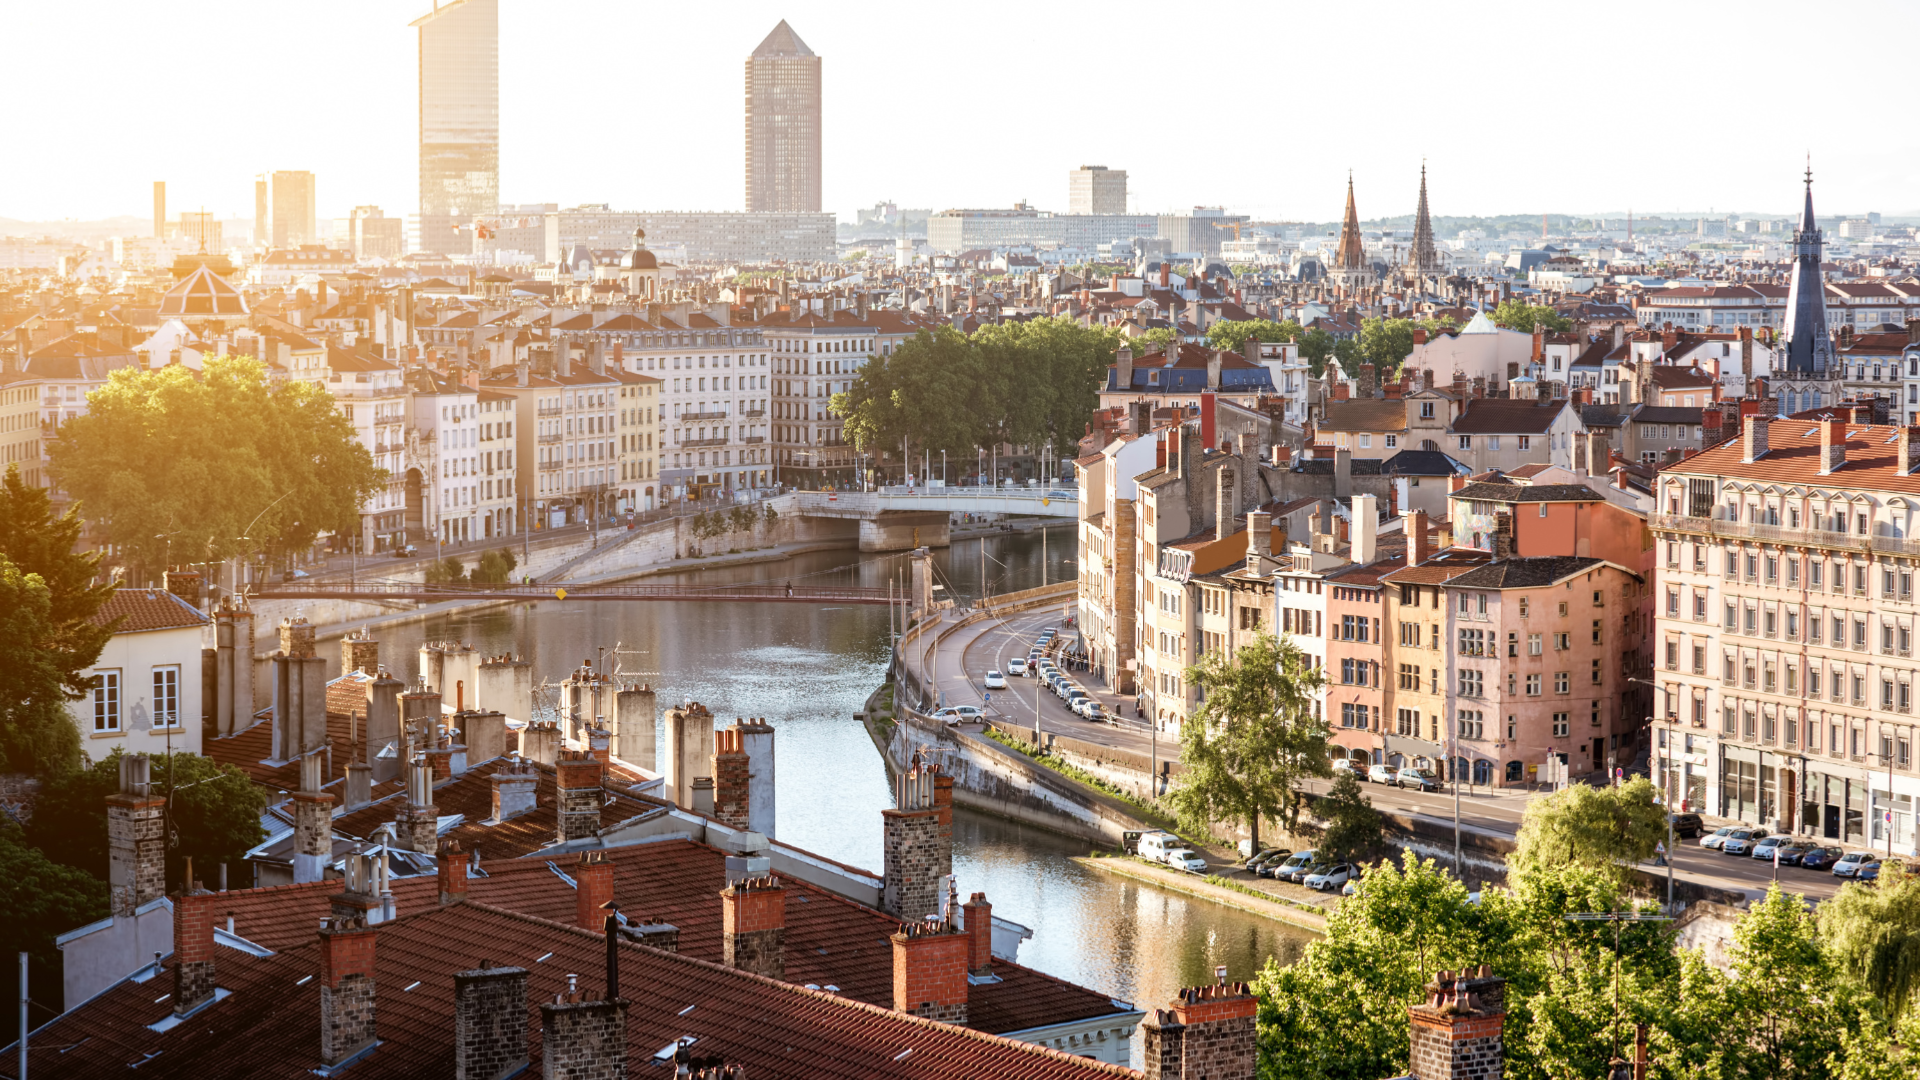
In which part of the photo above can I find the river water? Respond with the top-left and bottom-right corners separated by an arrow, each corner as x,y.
354,526 -> 1313,1010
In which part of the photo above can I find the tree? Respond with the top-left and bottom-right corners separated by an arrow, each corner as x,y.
0,824 -> 109,1047
471,547 -> 517,585
1206,319 -> 1304,356
1489,300 -> 1572,335
1823,864 -> 1920,1021
0,464 -> 118,700
1315,771 -> 1385,862
1171,633 -> 1328,848
1358,318 -> 1416,376
1509,777 -> 1667,881
1131,326 -> 1178,351
1331,337 -> 1363,380
424,557 -> 467,585
49,355 -> 385,577
0,558 -> 85,774
1718,885 -> 1864,1078
761,502 -> 777,529
1296,328 -> 1337,378
26,750 -> 265,891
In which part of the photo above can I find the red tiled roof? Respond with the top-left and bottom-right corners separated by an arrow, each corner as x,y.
1667,418 -> 1920,493
87,587 -> 208,632
331,757 -> 664,859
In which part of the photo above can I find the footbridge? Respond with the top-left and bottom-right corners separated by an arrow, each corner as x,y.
248,580 -> 894,604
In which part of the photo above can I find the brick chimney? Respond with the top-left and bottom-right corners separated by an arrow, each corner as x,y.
1900,426 -> 1920,476
398,755 -> 438,853
291,751 -> 334,885
1141,981 -> 1259,1080
575,850 -> 615,931
1820,418 -> 1848,475
557,750 -> 604,842
1740,416 -> 1769,463
540,984 -> 628,1079
882,761 -> 946,919
1408,509 -> 1431,567
107,754 -> 165,917
172,882 -> 219,1017
1407,966 -> 1506,1080
712,728 -> 751,830
962,893 -> 993,978
439,839 -> 468,906
454,964 -> 530,1080
489,755 -> 538,822
720,875 -> 786,979
319,915 -> 378,1067
891,919 -> 970,1025
343,629 -> 380,676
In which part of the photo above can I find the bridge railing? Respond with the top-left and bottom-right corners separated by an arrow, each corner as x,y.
249,579 -> 892,603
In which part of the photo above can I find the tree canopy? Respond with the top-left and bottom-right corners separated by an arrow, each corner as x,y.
1172,633 -> 1328,847
0,464 -> 117,700
1490,300 -> 1573,335
26,749 -> 265,889
1315,771 -> 1385,862
1358,318 -> 1416,376
1206,319 -> 1303,355
0,558 -> 84,774
49,355 -> 386,577
0,823 -> 109,1047
1509,776 -> 1667,882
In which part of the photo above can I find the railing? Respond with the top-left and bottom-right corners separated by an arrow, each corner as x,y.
538,461 -> 560,472
742,409 -> 766,418
681,437 -> 727,448
538,406 -> 562,417
742,436 -> 765,444
537,433 -> 561,445
680,410 -> 729,421
250,579 -> 892,604
1652,512 -> 1920,557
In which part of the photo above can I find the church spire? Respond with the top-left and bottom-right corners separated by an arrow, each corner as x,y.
1334,172 -> 1365,272
1782,161 -> 1830,375
1408,162 -> 1439,278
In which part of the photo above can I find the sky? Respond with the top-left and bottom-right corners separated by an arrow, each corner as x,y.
5,0 -> 1918,226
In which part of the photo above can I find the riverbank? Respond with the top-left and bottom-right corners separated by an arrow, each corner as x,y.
1075,855 -> 1329,934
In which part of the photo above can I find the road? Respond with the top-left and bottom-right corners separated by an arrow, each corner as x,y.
904,605 -> 1852,903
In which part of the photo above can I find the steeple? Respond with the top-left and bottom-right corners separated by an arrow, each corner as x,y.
1334,173 -> 1366,271
1408,163 -> 1439,277
1782,162 -> 1831,375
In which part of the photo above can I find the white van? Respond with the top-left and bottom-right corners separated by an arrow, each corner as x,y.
1135,830 -> 1182,864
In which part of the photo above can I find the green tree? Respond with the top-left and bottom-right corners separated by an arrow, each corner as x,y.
1509,777 -> 1667,882
471,547 -> 518,585
1296,328 -> 1337,378
1489,300 -> 1572,335
1171,633 -> 1328,848
761,502 -> 778,529
49,355 -> 385,577
25,750 -> 265,890
1824,864 -> 1920,1020
1720,885 -> 1864,1078
0,824 -> 109,1047
0,464 -> 118,700
1207,319 -> 1304,355
424,556 -> 467,585
1315,771 -> 1385,862
1358,318 -> 1416,376
1131,326 -> 1178,351
0,558 -> 84,774
1331,337 -> 1363,380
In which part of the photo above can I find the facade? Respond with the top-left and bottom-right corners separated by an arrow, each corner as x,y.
407,369 -> 482,545
256,171 -> 317,249
927,206 -> 1158,254
1068,166 -> 1127,215
347,206 -> 405,260
633,210 -> 834,264
475,389 -> 517,538
327,346 -> 410,550
613,369 -> 661,511
412,0 -> 500,254
1652,416 -> 1920,851
0,378 -> 43,486
745,20 -> 821,214
73,589 -> 209,761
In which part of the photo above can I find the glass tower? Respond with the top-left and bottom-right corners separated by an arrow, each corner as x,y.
412,0 -> 498,254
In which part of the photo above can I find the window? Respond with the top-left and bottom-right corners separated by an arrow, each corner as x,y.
1398,663 -> 1421,690
1385,434 -> 1398,448
152,666 -> 180,729
1553,712 -> 1570,738
1666,588 -> 1680,616
1592,619 -> 1603,645
1341,658 -> 1357,684
1528,632 -> 1542,655
1519,597 -> 1530,618
1488,436 -> 1501,451
1458,710 -> 1484,740
1518,436 -> 1531,450
1421,401 -> 1435,418
1554,632 -> 1570,651
1592,658 -> 1603,684
92,670 -> 120,733
1526,673 -> 1542,695
1508,631 -> 1519,658
1457,629 -> 1487,656
1555,671 -> 1570,694
1459,435 -> 1472,450
1460,670 -> 1483,697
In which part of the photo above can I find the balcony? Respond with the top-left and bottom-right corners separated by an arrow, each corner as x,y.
1652,511 -> 1920,559
538,461 -> 560,472
741,409 -> 766,418
681,437 -> 726,448
538,433 -> 561,445
680,410 -> 729,422
741,436 -> 765,444
537,406 -> 562,417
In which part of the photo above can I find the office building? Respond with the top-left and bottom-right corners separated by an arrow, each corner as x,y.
347,206 -> 405,260
745,20 -> 821,213
412,0 -> 499,254
1068,166 -> 1127,215
480,205 -> 835,264
256,171 -> 317,249
927,206 -> 1157,253
152,181 -> 165,239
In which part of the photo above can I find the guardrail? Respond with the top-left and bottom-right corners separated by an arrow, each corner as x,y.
251,580 -> 892,604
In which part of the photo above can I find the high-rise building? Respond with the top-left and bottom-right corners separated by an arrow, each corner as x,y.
256,171 -> 317,249
1068,166 -> 1127,215
348,206 -> 405,260
152,181 -> 166,239
412,0 -> 499,254
744,21 -> 821,213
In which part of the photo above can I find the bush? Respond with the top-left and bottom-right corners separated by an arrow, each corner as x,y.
424,556 -> 467,585
471,547 -> 517,584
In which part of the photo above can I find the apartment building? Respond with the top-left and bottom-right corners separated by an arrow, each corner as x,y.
1075,427 -> 1156,695
0,377 -> 45,486
1379,525 -> 1491,779
482,354 -> 623,528
407,369 -> 481,545
326,346 -> 409,550
613,369 -> 662,511
764,309 -> 889,490
1324,503 -> 1397,756
1651,415 -> 1920,850
475,390 -> 516,538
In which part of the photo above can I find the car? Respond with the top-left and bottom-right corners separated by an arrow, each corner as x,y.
1721,828 -> 1768,856
935,705 -> 983,726
1860,859 -> 1906,882
1701,827 -> 1736,850
1834,851 -> 1879,878
1072,697 -> 1098,718
1268,850 -> 1317,880
1287,861 -> 1333,885
1750,835 -> 1791,861
1395,767 -> 1442,792
1008,658 -> 1027,677
1082,703 -> 1107,723
1669,813 -> 1705,839
1303,863 -> 1356,891
1164,849 -> 1208,874
1247,849 -> 1293,873
281,568 -> 311,582
1773,841 -> 1818,866
1331,758 -> 1359,776
1342,876 -> 1362,897
1367,764 -> 1399,785
1064,692 -> 1090,712
1798,846 -> 1846,871
984,670 -> 1007,690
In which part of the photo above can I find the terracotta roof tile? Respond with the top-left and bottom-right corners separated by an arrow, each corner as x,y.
87,588 -> 208,632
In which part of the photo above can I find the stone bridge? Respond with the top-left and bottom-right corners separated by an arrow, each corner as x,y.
788,490 -> 1076,552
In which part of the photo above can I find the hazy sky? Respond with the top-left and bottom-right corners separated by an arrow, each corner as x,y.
6,0 -> 1917,225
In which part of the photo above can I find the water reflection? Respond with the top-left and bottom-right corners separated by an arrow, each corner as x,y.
351,525 -> 1310,1009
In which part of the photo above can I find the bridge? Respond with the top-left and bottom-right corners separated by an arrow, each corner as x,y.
788,489 -> 1076,552
247,580 -> 896,604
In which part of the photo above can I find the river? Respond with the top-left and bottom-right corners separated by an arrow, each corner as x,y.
351,525 -> 1314,1010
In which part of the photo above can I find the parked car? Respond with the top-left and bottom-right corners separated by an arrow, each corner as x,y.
1303,863 -> 1356,891
1008,658 -> 1027,676
1287,861 -> 1333,885
1268,850 -> 1317,880
1721,828 -> 1769,856
1367,764 -> 1399,785
1834,851 -> 1879,878
1773,841 -> 1818,866
1247,849 -> 1293,873
1342,876 -> 1362,897
1331,758 -> 1359,776
1083,703 -> 1108,723
936,705 -> 982,726
1669,813 -> 1705,839
1165,848 -> 1208,874
1701,827 -> 1736,850
1750,835 -> 1791,861
1394,767 -> 1442,792
984,670 -> 1007,690
1798,846 -> 1846,871
1860,859 -> 1905,882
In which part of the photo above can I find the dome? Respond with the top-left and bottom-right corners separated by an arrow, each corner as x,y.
626,227 -> 656,271
157,264 -> 248,320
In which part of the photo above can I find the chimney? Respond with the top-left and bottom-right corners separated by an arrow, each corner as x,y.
332,848 -> 393,925
1900,426 -> 1920,475
107,754 -> 164,917
882,761 -> 947,919
1741,416 -> 1769,463
454,964 -> 530,1080
1247,510 -> 1272,560
318,916 -> 379,1067
539,985 -> 627,1080
366,669 -> 404,784
519,719 -> 560,766
720,875 -> 786,979
613,683 -> 657,771
1216,465 -> 1236,542
1492,512 -> 1515,560
488,755 -> 538,822
576,850 -> 614,931
737,719 -> 777,839
663,701 -> 715,810
1820,418 -> 1847,475
1333,382 -> 1350,401
1206,349 -> 1222,389
291,751 -> 334,884
343,630 -> 380,676
172,882 -> 219,1017
1116,345 -> 1134,390
1408,509 -> 1431,567
1140,981 -> 1260,1080
1352,494 -> 1377,564
556,750 -> 605,842
1406,966 -> 1506,1080
891,918 -> 970,1025
712,727 -> 751,831
397,756 -> 438,853
438,839 -> 468,905
962,892 -> 994,977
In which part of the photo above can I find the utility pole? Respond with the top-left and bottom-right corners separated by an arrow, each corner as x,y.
1452,711 -> 1462,880
18,951 -> 26,1080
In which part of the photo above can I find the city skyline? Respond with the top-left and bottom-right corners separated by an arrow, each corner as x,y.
2,0 -> 1918,225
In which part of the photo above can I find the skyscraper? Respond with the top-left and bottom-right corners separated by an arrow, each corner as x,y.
412,0 -> 499,254
744,20 -> 821,213
1069,166 -> 1127,215
256,171 -> 317,249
